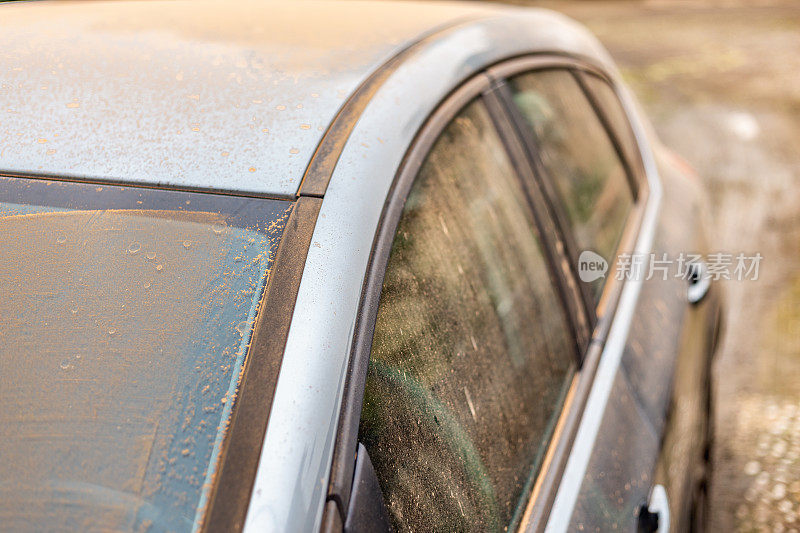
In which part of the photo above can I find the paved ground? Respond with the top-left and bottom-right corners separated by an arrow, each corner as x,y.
519,1 -> 800,529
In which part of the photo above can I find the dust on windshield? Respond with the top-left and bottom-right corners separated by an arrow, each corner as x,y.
0,177 -> 292,531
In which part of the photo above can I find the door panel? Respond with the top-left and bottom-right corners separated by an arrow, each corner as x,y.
647,149 -> 719,531
567,369 -> 660,530
569,145 -> 717,531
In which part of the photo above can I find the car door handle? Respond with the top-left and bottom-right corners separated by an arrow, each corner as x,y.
638,484 -> 670,533
686,261 -> 711,304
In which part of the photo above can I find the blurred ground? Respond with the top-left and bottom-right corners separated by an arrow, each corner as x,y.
515,0 -> 800,529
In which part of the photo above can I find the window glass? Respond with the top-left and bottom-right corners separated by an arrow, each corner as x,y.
508,70 -> 634,302
0,177 -> 292,532
580,72 -> 645,183
359,100 -> 575,532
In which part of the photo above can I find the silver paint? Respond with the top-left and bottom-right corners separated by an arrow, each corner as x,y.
0,0 -> 491,197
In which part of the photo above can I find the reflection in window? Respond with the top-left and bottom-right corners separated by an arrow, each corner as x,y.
509,69 -> 634,302
359,100 -> 575,532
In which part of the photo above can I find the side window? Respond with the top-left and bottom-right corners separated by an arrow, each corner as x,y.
580,72 -> 646,185
507,70 -> 634,303
358,99 -> 576,532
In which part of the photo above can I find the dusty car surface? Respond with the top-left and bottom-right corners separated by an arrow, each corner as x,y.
0,1 -> 722,532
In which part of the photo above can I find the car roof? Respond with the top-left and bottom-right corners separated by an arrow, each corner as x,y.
0,0 -> 501,198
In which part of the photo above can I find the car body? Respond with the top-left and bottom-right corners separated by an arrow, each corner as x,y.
0,1 -> 722,532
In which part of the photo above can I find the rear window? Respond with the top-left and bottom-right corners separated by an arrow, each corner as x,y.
0,177 -> 292,531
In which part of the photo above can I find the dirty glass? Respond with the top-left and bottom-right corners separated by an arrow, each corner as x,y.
0,176 -> 292,531
580,72 -> 645,183
508,70 -> 634,302
359,100 -> 576,532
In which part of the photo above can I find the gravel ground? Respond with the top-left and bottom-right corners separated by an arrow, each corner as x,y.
515,0 -> 800,529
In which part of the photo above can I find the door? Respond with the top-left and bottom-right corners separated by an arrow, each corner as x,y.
322,57 -> 702,533
498,62 -> 715,531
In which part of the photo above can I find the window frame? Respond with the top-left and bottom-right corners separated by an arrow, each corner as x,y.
323,55 -> 652,533
202,196 -> 321,532
487,56 -> 650,329
0,171 -> 320,533
486,56 -> 651,531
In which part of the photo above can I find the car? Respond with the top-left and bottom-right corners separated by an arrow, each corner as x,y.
0,1 -> 723,532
